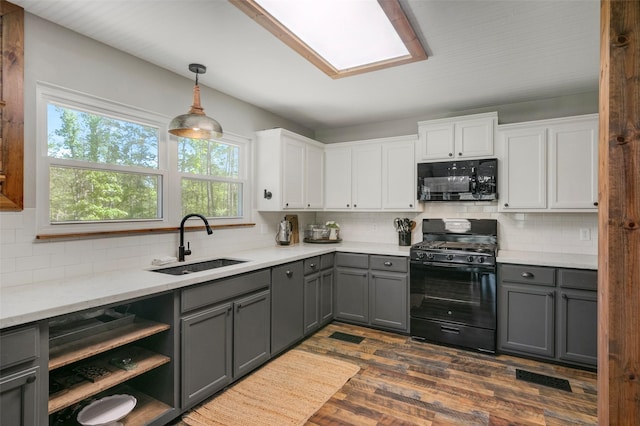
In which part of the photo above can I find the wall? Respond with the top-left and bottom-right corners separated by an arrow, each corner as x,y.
316,205 -> 598,255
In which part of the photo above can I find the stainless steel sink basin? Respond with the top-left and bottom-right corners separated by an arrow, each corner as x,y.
152,258 -> 247,275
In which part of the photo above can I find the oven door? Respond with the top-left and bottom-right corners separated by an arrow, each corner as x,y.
410,261 -> 496,329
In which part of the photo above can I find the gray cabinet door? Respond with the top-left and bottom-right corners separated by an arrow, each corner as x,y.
370,271 -> 408,331
320,268 -> 334,325
558,288 -> 597,366
335,267 -> 369,323
303,273 -> 320,335
271,261 -> 304,355
234,290 -> 271,379
0,368 -> 38,426
181,303 -> 232,408
498,283 -> 555,358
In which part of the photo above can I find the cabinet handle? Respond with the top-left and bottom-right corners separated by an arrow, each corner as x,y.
310,263 -> 317,269
354,204 -> 357,208
448,152 -> 453,157
307,204 -> 311,207
26,374 -> 37,384
346,204 -> 350,207
285,203 -> 289,207
458,152 -> 462,156
504,203 -> 509,207
286,270 -> 292,277
521,272 -> 534,278
409,204 -> 413,208
384,261 -> 393,266
594,202 -> 598,206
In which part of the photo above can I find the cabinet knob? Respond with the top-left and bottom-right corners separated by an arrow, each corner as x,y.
521,272 -> 534,278
409,204 -> 413,208
307,204 -> 310,207
504,203 -> 509,207
285,270 -> 292,277
458,152 -> 462,156
384,261 -> 393,266
448,152 -> 453,157
285,203 -> 289,207
354,204 -> 357,208
593,202 -> 598,206
310,263 -> 317,269
26,374 -> 37,384
346,204 -> 350,207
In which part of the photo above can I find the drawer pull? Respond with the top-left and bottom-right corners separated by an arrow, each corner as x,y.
521,272 -> 534,278
309,263 -> 317,269
441,326 -> 460,334
285,270 -> 292,277
383,261 -> 393,267
26,374 -> 37,384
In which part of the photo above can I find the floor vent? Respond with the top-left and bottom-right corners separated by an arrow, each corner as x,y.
329,332 -> 365,344
516,369 -> 572,392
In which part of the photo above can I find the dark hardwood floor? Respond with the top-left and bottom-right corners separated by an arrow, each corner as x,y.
298,322 -> 597,426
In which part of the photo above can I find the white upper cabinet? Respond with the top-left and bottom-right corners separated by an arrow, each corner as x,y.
382,138 -> 417,209
417,112 -> 497,161
498,114 -> 598,212
324,136 -> 418,211
255,128 -> 324,211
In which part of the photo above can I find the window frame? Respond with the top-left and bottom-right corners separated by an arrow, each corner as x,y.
36,82 -> 251,236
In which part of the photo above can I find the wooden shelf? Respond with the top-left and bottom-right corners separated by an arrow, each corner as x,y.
49,318 -> 170,371
49,383 -> 172,425
48,346 -> 170,414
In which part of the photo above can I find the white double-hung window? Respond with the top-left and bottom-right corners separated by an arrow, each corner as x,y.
36,83 -> 249,236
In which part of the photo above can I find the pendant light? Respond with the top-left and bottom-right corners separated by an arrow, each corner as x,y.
168,63 -> 223,140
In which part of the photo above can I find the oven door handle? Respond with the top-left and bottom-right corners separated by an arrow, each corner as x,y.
410,260 -> 495,273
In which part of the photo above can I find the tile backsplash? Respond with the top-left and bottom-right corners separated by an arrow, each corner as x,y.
1,205 -> 596,288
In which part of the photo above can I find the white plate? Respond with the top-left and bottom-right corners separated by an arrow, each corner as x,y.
77,394 -> 137,426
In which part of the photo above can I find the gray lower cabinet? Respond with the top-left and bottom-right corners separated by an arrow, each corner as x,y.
335,253 -> 409,332
180,269 -> 271,408
0,324 -> 45,426
498,263 -> 597,368
271,261 -> 304,356
303,254 -> 335,336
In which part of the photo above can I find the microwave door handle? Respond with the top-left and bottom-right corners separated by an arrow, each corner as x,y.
470,167 -> 478,193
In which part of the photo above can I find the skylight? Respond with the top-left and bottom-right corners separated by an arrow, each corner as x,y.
231,0 -> 427,78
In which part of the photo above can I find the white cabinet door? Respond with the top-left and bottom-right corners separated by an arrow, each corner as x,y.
305,144 -> 324,208
455,117 -> 494,158
352,144 -> 382,209
324,147 -> 352,209
548,119 -> 598,209
417,112 -> 497,161
500,127 -> 547,210
382,139 -> 416,209
282,137 -> 305,209
417,122 -> 455,161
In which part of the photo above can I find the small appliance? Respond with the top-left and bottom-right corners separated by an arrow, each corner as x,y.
276,217 -> 292,245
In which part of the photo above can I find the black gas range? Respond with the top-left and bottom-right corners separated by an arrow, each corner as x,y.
410,218 -> 498,353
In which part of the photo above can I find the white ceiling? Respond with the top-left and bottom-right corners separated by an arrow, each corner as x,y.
12,0 -> 600,132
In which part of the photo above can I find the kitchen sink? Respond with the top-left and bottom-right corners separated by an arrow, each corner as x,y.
152,258 -> 247,275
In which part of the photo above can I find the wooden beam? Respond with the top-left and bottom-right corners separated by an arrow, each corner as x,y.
598,1 -> 640,424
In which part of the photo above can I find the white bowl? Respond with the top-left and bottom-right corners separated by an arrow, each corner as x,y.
77,394 -> 137,426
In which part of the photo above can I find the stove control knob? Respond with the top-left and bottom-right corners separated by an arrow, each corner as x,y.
477,256 -> 485,263
446,254 -> 454,261
426,253 -> 435,260
467,256 -> 475,262
416,252 -> 425,259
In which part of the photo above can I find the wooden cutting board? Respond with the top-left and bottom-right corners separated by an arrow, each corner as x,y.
285,214 -> 299,244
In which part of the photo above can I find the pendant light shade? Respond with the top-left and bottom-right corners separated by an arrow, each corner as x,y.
168,63 -> 223,140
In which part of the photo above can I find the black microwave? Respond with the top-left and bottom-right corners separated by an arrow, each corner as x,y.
417,158 -> 498,201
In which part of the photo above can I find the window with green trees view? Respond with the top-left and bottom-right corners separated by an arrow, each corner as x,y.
38,84 -> 247,234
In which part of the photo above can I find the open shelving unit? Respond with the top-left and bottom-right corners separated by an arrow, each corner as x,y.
48,313 -> 174,424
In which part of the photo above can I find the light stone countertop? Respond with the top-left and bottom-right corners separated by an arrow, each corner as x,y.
497,250 -> 598,270
0,242 -> 410,329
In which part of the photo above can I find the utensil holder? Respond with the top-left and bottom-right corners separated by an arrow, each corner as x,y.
398,231 -> 411,246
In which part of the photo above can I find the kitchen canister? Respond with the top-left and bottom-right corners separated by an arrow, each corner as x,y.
399,231 -> 411,246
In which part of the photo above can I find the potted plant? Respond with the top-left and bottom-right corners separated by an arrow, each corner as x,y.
326,221 -> 340,240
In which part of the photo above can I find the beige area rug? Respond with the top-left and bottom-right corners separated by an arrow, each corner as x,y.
180,349 -> 360,426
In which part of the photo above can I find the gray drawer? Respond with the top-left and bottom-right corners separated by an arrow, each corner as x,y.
370,255 -> 408,273
500,264 -> 555,286
181,269 -> 270,313
303,256 -> 321,275
320,253 -> 335,270
336,253 -> 369,269
0,326 -> 39,370
558,268 -> 597,291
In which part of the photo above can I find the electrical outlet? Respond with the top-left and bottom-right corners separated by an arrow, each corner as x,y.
579,228 -> 591,241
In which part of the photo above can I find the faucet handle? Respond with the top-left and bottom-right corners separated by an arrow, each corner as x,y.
184,242 -> 191,256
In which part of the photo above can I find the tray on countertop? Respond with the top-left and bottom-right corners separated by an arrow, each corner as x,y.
303,238 -> 342,244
